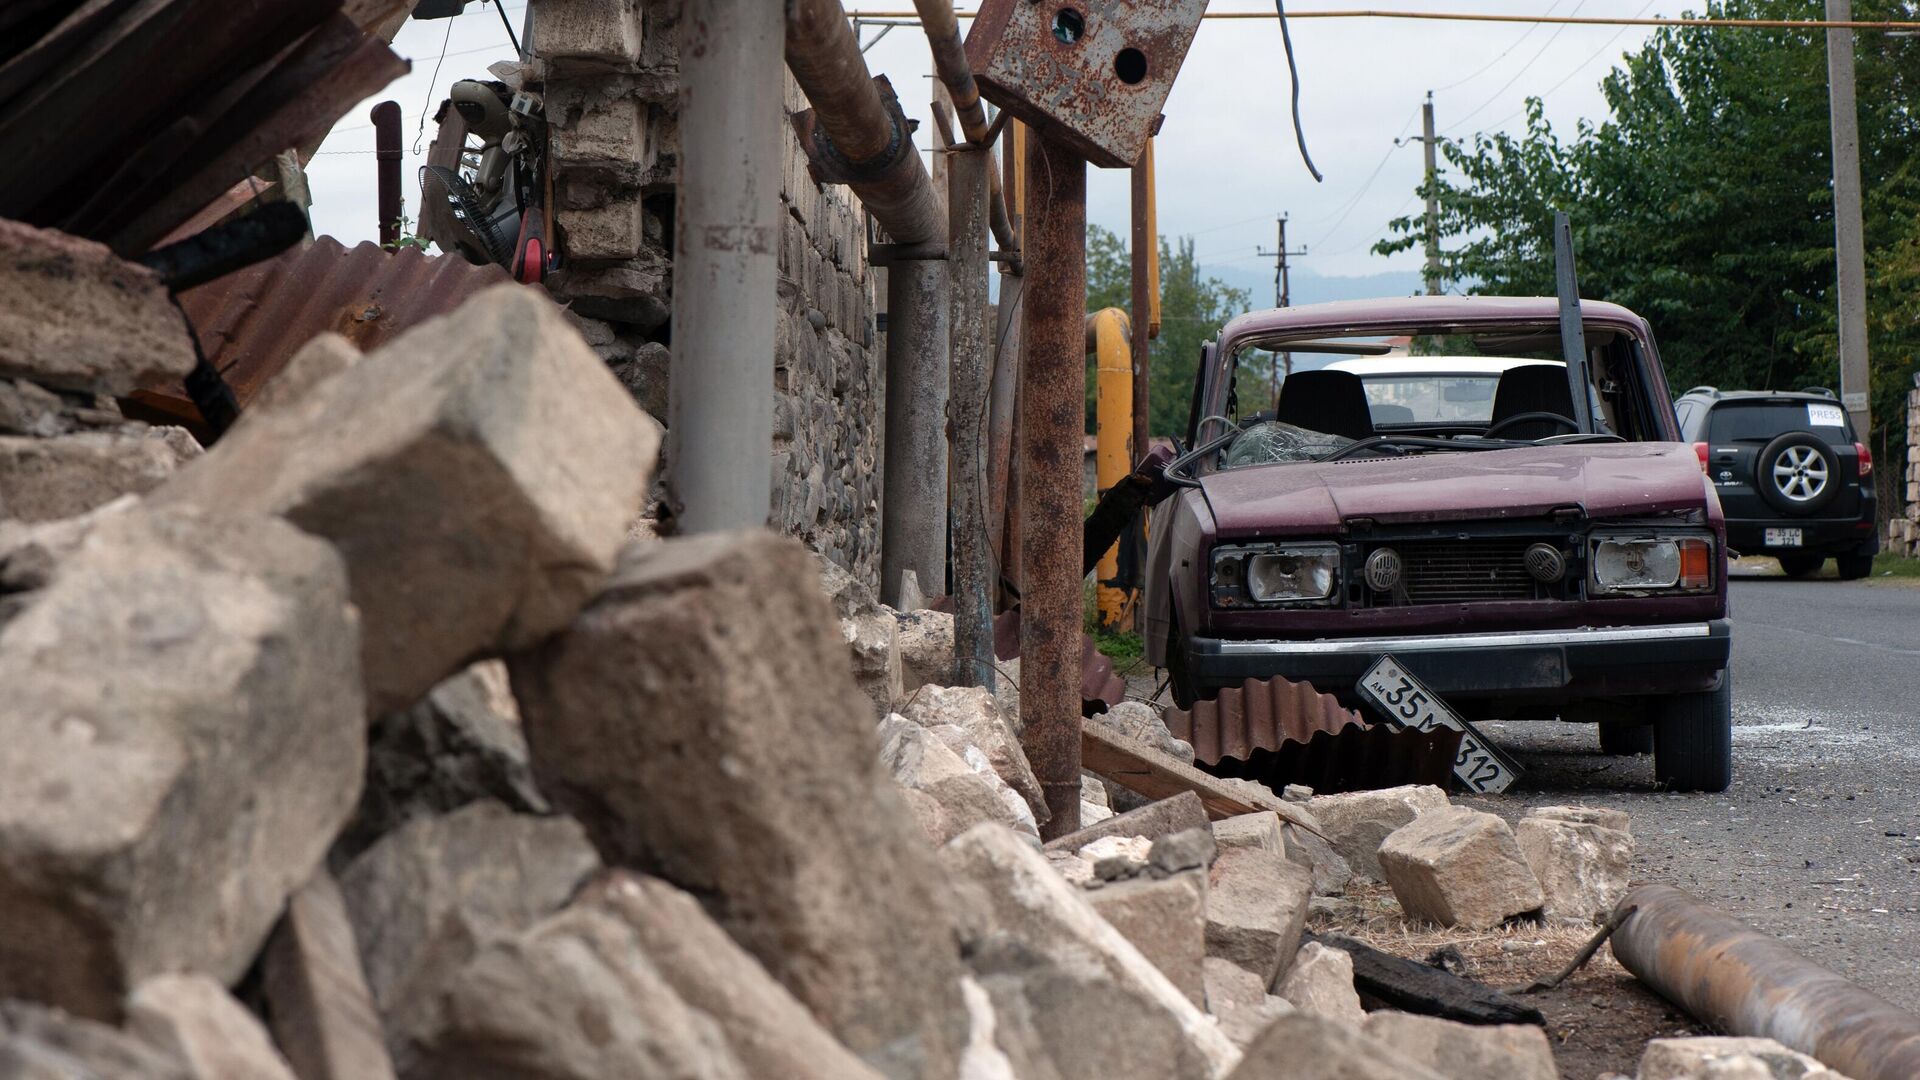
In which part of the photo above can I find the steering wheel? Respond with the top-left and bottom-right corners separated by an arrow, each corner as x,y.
1483,411 -> 1578,439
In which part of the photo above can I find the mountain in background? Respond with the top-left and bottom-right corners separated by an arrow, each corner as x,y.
1198,264 -> 1424,309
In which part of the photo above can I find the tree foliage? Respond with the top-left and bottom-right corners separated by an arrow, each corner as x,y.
1084,225 -> 1251,437
1378,0 -> 1920,448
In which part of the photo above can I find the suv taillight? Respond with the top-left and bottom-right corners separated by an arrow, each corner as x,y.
1856,442 -> 1874,478
1692,442 -> 1709,472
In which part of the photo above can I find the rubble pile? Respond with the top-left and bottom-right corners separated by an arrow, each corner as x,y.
0,222 -> 1865,1080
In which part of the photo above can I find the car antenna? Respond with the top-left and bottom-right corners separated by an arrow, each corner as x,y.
1553,210 -> 1596,434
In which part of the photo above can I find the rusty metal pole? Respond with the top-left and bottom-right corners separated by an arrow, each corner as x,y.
371,100 -> 402,247
949,137 -> 994,688
1020,134 -> 1087,839
1128,149 -> 1151,464
986,269 -> 1022,578
1612,885 -> 1920,1080
666,0 -> 781,533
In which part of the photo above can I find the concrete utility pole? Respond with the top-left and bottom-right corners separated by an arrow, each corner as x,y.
1826,0 -> 1872,435
1422,92 -> 1441,295
1256,216 -> 1306,383
667,0 -> 781,533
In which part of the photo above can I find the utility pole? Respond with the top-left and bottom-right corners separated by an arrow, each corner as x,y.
1256,215 -> 1307,383
1826,0 -> 1872,435
1421,91 -> 1441,295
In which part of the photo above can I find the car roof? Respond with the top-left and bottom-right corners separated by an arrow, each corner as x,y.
1220,295 -> 1650,341
1685,389 -> 1841,406
1322,356 -> 1561,376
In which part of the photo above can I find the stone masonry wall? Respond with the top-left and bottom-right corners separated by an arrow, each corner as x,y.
1887,383 -> 1920,557
531,0 -> 883,588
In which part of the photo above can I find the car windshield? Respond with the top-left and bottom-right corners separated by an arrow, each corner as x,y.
1359,374 -> 1502,425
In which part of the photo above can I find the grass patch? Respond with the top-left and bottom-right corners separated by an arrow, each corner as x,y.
1093,629 -> 1144,670
1874,551 -> 1920,577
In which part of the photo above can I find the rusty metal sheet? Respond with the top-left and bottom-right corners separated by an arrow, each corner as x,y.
170,236 -> 512,407
964,0 -> 1204,169
1167,675 -> 1461,794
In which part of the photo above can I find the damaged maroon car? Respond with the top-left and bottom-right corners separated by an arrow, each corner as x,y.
1142,296 -> 1732,792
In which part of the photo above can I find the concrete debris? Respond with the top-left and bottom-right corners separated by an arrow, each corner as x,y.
1379,807 -> 1546,929
1515,806 -> 1634,925
154,282 -> 660,716
1045,791 -> 1212,854
0,377 -> 123,438
1285,822 -> 1355,896
0,507 -> 363,1019
0,218 -> 196,396
957,976 -> 1021,1080
1637,1037 -> 1855,1080
261,872 -> 398,1080
1275,942 -> 1367,1028
929,724 -> 1043,835
1082,834 -> 1155,880
1212,812 -> 1285,856
1226,1011 -> 1448,1080
250,332 -> 360,414
337,801 -> 602,1072
1096,701 -> 1196,764
508,531 -> 970,1080
1205,845 -> 1314,989
879,713 -> 1038,842
0,1000 -> 191,1079
336,660 -> 549,865
845,610 -> 904,716
1204,957 -> 1270,1018
1214,996 -> 1295,1051
0,493 -> 134,623
1084,870 -> 1209,1008
942,823 -> 1241,1079
897,606 -> 957,692
1081,773 -> 1116,825
1364,1012 -> 1561,1080
125,974 -> 298,1080
1150,827 -> 1219,878
1307,784 -> 1450,882
903,685 -> 1048,823
0,427 -> 200,523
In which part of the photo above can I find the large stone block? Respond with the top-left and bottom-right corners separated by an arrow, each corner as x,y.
155,283 -> 659,716
844,610 -> 903,716
1226,1012 -> 1447,1080
1085,870 -> 1210,1009
902,685 -> 1046,822
941,824 -> 1240,1079
1515,807 -> 1634,925
1275,942 -> 1366,1028
1638,1036 -> 1851,1080
126,974 -> 298,1080
1365,1012 -> 1558,1079
1379,807 -> 1544,929
508,531 -> 969,1080
1043,791 -> 1211,854
1206,846 -> 1314,989
0,427 -> 200,522
0,1001 -> 190,1079
1307,785 -> 1450,881
878,713 -> 1035,843
0,218 -> 196,395
0,507 -> 363,1019
337,801 -> 602,1073
261,872 -> 398,1080
896,607 -> 956,691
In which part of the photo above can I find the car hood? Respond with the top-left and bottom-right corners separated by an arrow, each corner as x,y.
1197,443 -> 1708,536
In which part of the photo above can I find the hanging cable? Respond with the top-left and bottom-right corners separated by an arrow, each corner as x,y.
1480,0 -> 1659,131
1449,0 -> 1592,132
1274,0 -> 1323,181
490,0 -> 524,55
1430,0 -> 1566,93
412,18 -> 456,154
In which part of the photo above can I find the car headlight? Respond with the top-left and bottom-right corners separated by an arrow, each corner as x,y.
1590,534 -> 1715,594
1211,543 -> 1341,606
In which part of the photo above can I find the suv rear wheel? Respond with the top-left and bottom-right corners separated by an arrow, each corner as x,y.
1837,553 -> 1875,580
1756,431 -> 1840,516
1777,553 -> 1824,578
1652,675 -> 1733,793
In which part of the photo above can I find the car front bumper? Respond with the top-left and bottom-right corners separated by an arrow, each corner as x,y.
1184,619 -> 1731,704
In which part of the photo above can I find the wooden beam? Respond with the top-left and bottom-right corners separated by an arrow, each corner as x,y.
1080,720 -> 1321,833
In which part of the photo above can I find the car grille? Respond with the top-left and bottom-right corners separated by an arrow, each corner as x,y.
1373,538 -> 1547,605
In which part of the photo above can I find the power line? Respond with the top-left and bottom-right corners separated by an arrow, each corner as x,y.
1478,0 -> 1661,132
1429,0 -> 1568,93
1302,132 -> 1414,248
844,8 -> 1920,30
1446,0 -> 1592,133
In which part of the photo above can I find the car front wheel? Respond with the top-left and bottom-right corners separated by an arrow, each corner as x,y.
1652,675 -> 1733,793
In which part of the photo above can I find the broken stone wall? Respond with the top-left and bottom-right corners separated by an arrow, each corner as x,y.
1889,385 -> 1920,557
534,0 -> 883,586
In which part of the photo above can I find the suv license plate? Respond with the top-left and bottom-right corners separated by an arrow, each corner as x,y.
1765,527 -> 1803,547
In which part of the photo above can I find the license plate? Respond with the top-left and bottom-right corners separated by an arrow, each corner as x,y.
1358,655 -> 1520,794
1764,527 -> 1803,547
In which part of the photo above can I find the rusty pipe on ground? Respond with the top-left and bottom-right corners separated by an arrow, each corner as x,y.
371,100 -> 402,247
1019,134 -> 1087,840
1611,885 -> 1920,1080
786,0 -> 943,246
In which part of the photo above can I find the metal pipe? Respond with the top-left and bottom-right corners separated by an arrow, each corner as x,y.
880,258 -> 951,604
1091,307 -> 1132,630
986,268 -> 1022,584
1611,885 -> 1920,1080
908,0 -> 1016,256
1129,145 -> 1152,464
1019,134 -> 1087,840
949,128 -> 994,689
372,100 -> 402,247
786,0 -> 943,246
666,0 -> 781,533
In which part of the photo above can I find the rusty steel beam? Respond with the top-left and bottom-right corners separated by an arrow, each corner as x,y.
1019,133 -> 1087,840
1129,148 -> 1152,464
1611,885 -> 1920,1080
371,100 -> 402,247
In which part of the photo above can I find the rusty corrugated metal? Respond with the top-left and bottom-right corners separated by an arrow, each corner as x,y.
1166,676 -> 1460,794
137,236 -> 512,426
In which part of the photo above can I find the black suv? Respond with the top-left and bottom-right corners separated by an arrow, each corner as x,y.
1673,387 -> 1878,578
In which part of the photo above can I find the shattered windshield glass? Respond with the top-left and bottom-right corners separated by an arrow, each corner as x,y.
1223,422 -> 1354,468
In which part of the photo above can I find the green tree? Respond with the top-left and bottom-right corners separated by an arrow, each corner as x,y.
1378,0 -> 1920,455
1084,225 -> 1251,438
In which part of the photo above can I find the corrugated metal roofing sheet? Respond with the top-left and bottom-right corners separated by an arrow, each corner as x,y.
130,236 -> 513,431
985,608 -> 1129,712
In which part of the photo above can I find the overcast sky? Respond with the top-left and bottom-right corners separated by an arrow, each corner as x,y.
307,1 -> 1659,282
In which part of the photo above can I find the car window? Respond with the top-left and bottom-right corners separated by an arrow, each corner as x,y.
1673,399 -> 1697,436
1706,401 -> 1852,445
1359,375 -> 1501,424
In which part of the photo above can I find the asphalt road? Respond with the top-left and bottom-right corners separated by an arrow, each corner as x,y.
1466,565 -> 1920,1010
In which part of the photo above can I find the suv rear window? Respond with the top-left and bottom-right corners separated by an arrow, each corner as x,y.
1707,400 -> 1852,444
